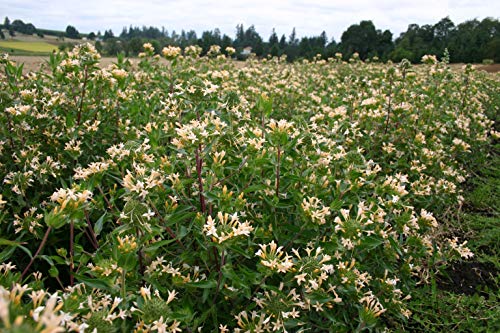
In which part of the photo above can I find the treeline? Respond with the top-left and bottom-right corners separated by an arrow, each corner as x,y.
0,17 -> 89,40
1,16 -> 499,63
1,17 -> 40,38
99,17 -> 500,63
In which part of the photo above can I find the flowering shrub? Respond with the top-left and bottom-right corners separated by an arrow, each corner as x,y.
0,44 -> 498,332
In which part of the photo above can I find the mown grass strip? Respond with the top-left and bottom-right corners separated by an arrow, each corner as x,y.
0,40 -> 58,53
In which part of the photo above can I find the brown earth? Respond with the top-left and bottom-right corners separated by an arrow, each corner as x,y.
437,261 -> 499,297
8,55 -> 142,73
478,63 -> 500,73
9,55 -> 500,74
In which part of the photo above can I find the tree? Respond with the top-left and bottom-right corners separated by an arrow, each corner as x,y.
269,28 -> 279,46
95,41 -> 103,53
377,30 -> 394,60
11,20 -> 26,33
340,20 -> 378,59
199,30 -> 221,54
221,34 -> 233,52
7,19 -> 38,35
432,17 -> 455,56
4,17 -> 10,29
325,38 -> 338,58
87,32 -> 96,40
0,30 -> 4,40
268,28 -> 279,57
126,37 -> 143,56
244,25 -> 264,56
66,25 -> 79,39
186,30 -> 197,45
298,37 -> 311,59
103,29 -> 114,41
319,31 -> 328,47
25,23 -> 36,35
288,28 -> 298,46
234,24 -> 245,48
279,34 -> 287,50
103,39 -> 123,55
120,27 -> 128,39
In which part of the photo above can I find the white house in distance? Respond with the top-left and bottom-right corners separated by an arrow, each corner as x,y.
241,46 -> 252,56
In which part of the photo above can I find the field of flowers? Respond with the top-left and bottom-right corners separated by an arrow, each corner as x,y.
0,43 -> 498,332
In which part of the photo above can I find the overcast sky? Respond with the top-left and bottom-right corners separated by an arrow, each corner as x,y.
1,1 -> 498,41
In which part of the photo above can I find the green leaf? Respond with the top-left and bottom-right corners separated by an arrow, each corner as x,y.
228,244 -> 253,259
118,252 -> 136,271
185,280 -> 217,289
361,236 -> 385,250
0,247 -> 16,262
0,238 -> 32,261
144,239 -> 177,252
49,266 -> 59,277
94,213 -> 106,236
0,238 -> 21,246
51,255 -> 67,265
166,210 -> 197,226
17,245 -> 33,259
40,255 -> 54,266
243,184 -> 268,194
45,210 -> 68,229
74,273 -> 112,291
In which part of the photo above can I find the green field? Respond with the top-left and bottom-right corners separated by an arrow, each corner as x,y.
0,40 -> 58,53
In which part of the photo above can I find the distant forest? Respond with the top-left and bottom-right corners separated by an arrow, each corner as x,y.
1,16 -> 499,63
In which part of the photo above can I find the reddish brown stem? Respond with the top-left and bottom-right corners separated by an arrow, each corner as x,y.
195,144 -> 206,213
83,228 -> 98,250
20,227 -> 52,281
384,76 -> 393,135
97,186 -> 115,212
210,157 -> 248,190
84,210 -> 99,250
147,200 -> 186,250
4,113 -> 15,151
76,66 -> 89,126
137,229 -> 144,277
211,250 -> 225,306
276,145 -> 281,198
69,221 -> 74,286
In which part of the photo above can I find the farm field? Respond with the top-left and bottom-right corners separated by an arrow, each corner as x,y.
0,44 -> 499,332
8,55 -> 133,73
0,40 -> 59,53
0,31 -> 87,57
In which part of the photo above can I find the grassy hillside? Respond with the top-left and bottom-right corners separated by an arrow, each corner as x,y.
0,40 -> 58,53
0,30 -> 86,55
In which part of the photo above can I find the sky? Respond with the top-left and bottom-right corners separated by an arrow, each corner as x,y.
1,1 -> 498,41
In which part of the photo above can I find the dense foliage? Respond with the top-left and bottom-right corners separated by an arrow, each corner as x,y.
0,44 -> 498,332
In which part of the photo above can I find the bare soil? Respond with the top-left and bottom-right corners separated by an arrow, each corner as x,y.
9,55 -> 141,73
437,261 -> 499,296
8,55 -> 500,74
478,63 -> 500,73
8,55 -> 246,74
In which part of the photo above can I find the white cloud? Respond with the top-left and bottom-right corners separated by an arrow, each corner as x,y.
1,0 -> 498,41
